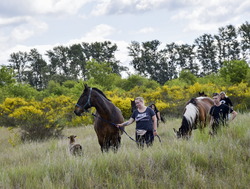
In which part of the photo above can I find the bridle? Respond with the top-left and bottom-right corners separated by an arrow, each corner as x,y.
75,88 -> 92,112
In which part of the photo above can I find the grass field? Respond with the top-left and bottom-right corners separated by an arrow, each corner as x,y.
0,113 -> 249,189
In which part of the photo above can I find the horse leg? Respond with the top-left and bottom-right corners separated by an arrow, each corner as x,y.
109,134 -> 121,152
96,133 -> 108,153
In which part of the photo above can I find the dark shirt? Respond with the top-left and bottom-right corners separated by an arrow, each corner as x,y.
220,97 -> 233,107
132,107 -> 155,131
210,104 -> 233,125
153,109 -> 160,120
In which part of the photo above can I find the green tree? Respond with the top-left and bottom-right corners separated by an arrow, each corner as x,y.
8,51 -> 28,83
179,69 -> 197,85
194,34 -> 218,75
0,66 -> 15,87
128,40 -> 161,78
27,48 -> 49,90
86,59 -> 122,90
219,60 -> 249,84
82,41 -> 127,75
46,46 -> 75,83
128,40 -> 172,84
238,21 -> 250,61
68,44 -> 87,80
214,25 -> 240,67
46,46 -> 70,76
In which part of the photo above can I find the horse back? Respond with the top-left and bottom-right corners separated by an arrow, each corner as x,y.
196,97 -> 214,124
197,97 -> 214,112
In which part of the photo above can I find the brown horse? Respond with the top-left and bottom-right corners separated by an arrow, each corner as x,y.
173,97 -> 214,139
74,84 -> 124,152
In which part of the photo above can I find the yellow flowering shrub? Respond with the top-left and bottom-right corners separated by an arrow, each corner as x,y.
154,101 -> 170,111
9,106 -> 43,120
0,97 -> 28,114
110,96 -> 133,119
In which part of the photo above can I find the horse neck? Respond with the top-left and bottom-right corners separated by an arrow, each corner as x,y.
182,103 -> 198,128
91,93 -> 114,119
180,116 -> 190,133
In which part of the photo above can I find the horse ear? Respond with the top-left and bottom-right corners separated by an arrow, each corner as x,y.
84,84 -> 88,89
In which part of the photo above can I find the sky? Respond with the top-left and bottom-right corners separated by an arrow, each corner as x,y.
0,0 -> 249,77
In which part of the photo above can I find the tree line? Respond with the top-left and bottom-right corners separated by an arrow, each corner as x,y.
3,21 -> 250,89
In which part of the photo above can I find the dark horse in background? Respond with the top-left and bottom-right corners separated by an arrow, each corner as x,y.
173,97 -> 214,139
74,84 -> 124,152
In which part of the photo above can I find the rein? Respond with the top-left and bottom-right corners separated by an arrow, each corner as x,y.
91,113 -> 161,144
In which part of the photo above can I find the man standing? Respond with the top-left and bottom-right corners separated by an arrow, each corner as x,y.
209,93 -> 237,135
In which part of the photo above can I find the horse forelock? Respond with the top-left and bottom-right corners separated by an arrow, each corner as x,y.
184,103 -> 198,125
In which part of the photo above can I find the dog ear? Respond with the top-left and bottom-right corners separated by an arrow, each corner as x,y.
74,135 -> 77,138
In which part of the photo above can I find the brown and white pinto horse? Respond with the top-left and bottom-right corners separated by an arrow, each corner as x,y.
173,97 -> 214,139
74,84 -> 124,152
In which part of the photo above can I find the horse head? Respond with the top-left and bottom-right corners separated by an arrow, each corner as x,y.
74,84 -> 92,116
173,127 -> 191,139
198,91 -> 207,97
173,128 -> 182,139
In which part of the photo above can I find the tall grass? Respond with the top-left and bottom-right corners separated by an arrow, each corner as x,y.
0,113 -> 249,189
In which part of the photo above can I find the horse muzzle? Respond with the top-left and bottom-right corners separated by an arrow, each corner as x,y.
74,106 -> 84,116
74,110 -> 82,116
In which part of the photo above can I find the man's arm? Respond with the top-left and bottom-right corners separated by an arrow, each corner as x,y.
230,111 -> 237,121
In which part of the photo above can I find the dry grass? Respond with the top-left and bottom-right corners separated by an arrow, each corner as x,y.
0,113 -> 249,189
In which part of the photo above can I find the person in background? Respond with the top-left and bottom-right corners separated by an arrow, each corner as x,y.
149,104 -> 161,127
117,97 -> 157,148
220,91 -> 233,109
209,93 -> 237,135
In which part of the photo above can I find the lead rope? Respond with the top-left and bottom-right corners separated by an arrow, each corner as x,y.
91,113 -> 161,144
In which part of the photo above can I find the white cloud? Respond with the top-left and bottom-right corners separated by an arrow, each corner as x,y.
29,0 -> 90,15
85,24 -> 117,40
0,17 -> 48,50
137,27 -> 155,34
0,0 -> 91,16
0,16 -> 30,26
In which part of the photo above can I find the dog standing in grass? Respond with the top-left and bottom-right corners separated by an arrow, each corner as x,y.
68,135 -> 83,156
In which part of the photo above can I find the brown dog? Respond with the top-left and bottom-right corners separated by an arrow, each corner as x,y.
68,135 -> 83,156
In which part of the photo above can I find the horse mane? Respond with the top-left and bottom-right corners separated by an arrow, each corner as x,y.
179,117 -> 190,134
187,98 -> 197,106
92,87 -> 111,101
182,98 -> 199,129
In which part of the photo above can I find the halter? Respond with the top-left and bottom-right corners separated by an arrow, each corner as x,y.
76,88 -> 92,111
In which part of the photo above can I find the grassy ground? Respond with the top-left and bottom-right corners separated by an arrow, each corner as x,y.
0,113 -> 249,189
